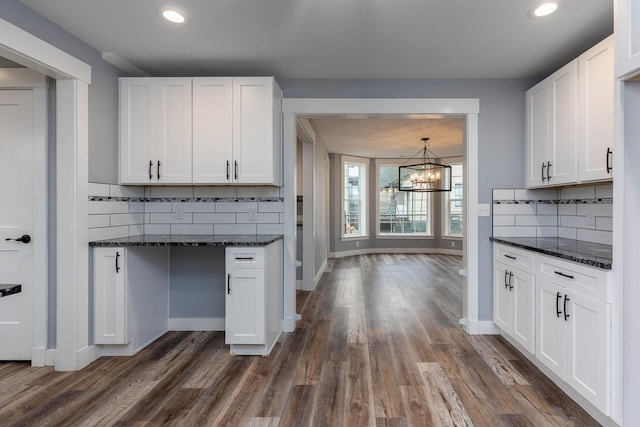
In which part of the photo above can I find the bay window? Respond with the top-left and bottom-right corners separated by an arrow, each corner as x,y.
342,157 -> 368,238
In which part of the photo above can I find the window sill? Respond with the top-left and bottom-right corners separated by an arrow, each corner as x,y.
341,235 -> 370,241
375,234 -> 435,240
442,235 -> 463,240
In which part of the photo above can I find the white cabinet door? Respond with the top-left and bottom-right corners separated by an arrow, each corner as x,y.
225,268 -> 265,345
525,80 -> 549,188
156,78 -> 192,184
535,278 -> 565,378
192,77 -> 233,184
511,268 -> 535,354
547,60 -> 578,186
565,290 -> 611,414
120,79 -> 157,184
119,78 -> 192,184
233,77 -> 277,184
493,261 -> 511,333
615,0 -> 640,78
578,36 -> 614,182
93,248 -> 127,345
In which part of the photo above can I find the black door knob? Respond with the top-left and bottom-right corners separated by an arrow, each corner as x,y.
5,234 -> 31,244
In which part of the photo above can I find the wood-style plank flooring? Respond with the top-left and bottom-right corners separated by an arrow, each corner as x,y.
0,254 -> 600,426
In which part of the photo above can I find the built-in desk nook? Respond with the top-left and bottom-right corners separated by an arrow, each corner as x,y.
89,234 -> 284,357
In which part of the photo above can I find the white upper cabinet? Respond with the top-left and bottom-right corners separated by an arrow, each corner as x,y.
526,61 -> 578,188
120,78 -> 192,185
525,36 -> 613,188
193,77 -> 282,185
616,0 -> 640,78
192,78 -> 234,183
578,36 -> 614,182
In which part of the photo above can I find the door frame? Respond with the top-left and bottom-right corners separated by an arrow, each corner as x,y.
282,98 -> 480,334
0,17 -> 92,370
0,69 -> 46,363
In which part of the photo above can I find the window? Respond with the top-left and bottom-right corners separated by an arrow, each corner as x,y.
342,157 -> 367,238
443,162 -> 464,236
377,161 -> 432,236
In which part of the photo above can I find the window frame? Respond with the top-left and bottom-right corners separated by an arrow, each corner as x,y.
341,156 -> 369,240
442,158 -> 464,238
375,159 -> 434,238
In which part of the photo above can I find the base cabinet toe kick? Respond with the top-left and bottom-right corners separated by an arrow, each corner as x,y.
90,235 -> 284,357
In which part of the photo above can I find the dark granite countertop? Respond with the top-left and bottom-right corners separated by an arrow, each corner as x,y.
490,237 -> 612,270
89,234 -> 284,247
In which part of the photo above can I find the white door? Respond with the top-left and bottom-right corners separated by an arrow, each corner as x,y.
548,60 -> 578,185
535,278 -> 565,378
0,90 -> 34,360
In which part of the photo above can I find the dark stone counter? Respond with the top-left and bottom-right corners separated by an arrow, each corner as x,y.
89,234 -> 284,247
490,236 -> 612,270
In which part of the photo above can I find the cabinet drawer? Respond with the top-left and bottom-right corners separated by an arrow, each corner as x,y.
494,243 -> 535,274
226,247 -> 265,269
536,254 -> 610,302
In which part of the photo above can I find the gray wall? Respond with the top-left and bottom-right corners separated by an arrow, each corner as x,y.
0,0 -> 125,184
314,139 -> 329,276
281,79 -> 537,320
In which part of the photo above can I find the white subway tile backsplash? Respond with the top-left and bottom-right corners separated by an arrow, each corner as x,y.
559,215 -> 593,229
525,189 -> 558,201
577,229 -> 613,245
149,187 -> 194,198
258,202 -> 284,213
493,215 -> 515,226
492,204 -> 536,215
216,201 -> 257,213
88,183 -> 110,197
110,185 -> 144,198
237,187 -> 280,198
149,212 -> 193,224
145,202 -> 172,213
560,186 -> 596,200
596,217 -> 613,232
492,227 -> 537,238
536,204 -> 558,215
144,224 -> 170,234
110,213 -> 144,227
88,201 -> 129,215
128,224 -> 144,236
173,202 -> 215,213
258,224 -> 285,234
193,213 -> 236,224
537,227 -> 558,238
558,204 -> 577,215
129,202 -> 145,213
193,187 -> 237,198
515,215 -> 557,227
576,203 -> 613,218
595,184 -> 613,199
558,227 -> 578,240
171,224 -> 214,235
492,189 -> 515,200
236,212 -> 280,224
88,226 -> 129,241
88,215 -> 110,229
214,224 -> 257,234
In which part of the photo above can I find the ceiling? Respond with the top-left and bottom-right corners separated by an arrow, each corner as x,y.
20,0 -> 612,80
308,117 -> 464,159
17,0 -> 612,157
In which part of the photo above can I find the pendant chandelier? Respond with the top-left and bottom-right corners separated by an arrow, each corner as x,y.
398,137 -> 452,192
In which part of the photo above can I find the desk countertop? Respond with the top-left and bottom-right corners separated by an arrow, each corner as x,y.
490,236 -> 612,270
89,234 -> 284,247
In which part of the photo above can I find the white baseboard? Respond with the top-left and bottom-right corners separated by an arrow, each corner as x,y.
329,247 -> 463,258
46,349 -> 56,366
464,319 -> 499,335
312,258 -> 328,289
76,345 -> 97,370
169,317 -> 225,331
31,347 -> 47,367
296,279 -> 303,290
282,317 -> 296,333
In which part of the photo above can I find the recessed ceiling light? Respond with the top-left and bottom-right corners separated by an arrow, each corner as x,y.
163,9 -> 185,23
532,2 -> 558,17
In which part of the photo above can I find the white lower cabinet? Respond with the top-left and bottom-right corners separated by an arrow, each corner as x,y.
93,247 -> 127,345
494,242 -> 612,416
536,277 -> 611,414
225,241 -> 283,355
493,261 -> 535,354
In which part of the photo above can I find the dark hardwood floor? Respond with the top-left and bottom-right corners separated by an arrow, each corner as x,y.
0,254 -> 600,426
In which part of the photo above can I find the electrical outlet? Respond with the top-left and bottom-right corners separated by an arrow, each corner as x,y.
587,210 -> 596,227
478,204 -> 491,216
249,207 -> 258,221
